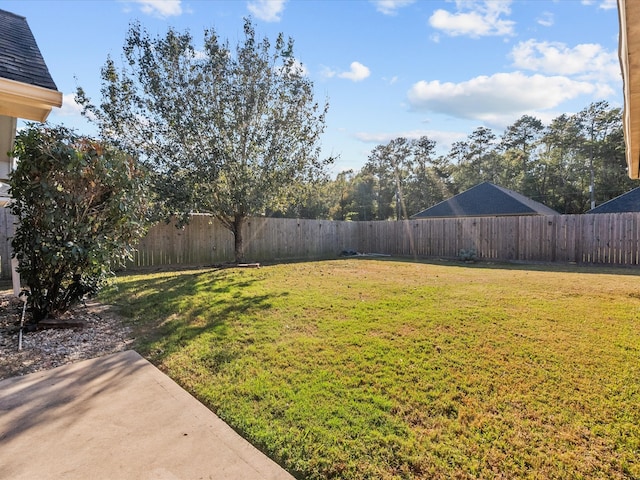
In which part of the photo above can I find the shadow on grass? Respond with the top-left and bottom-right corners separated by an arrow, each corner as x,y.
329,254 -> 640,276
100,268 -> 282,364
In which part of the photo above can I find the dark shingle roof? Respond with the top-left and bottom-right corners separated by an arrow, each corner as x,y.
0,9 -> 58,90
587,187 -> 640,213
412,182 -> 559,218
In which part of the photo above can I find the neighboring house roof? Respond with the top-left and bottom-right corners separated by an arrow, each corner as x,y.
0,8 -> 62,122
587,186 -> 640,213
411,182 -> 559,218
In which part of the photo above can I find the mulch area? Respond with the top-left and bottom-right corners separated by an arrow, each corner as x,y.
0,291 -> 134,380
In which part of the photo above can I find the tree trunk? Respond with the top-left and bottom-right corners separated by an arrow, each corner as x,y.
233,214 -> 246,263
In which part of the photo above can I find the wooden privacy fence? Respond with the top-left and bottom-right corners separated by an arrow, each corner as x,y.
2,211 -> 640,279
129,212 -> 640,270
0,208 -> 14,279
129,215 -> 360,268
355,213 -> 640,265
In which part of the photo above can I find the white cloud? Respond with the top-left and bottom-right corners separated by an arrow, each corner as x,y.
277,58 -> 308,77
132,0 -> 183,18
537,11 -> 554,27
354,132 -> 396,143
321,66 -> 337,79
247,0 -> 286,22
429,0 -> 515,38
290,59 -> 309,77
372,0 -> 415,16
184,49 -> 209,61
598,0 -> 617,9
46,93 -> 96,132
354,129 -> 466,148
58,93 -> 84,117
338,62 -> 371,82
406,72 -> 599,127
581,0 -> 616,9
510,40 -> 620,83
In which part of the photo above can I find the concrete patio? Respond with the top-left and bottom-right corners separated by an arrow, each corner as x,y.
0,350 -> 295,480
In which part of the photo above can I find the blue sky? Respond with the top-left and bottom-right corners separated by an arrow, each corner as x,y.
3,0 -> 622,175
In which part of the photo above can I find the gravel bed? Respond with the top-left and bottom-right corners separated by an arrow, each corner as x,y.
0,291 -> 134,380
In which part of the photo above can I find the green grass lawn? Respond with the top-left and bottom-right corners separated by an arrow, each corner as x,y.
100,259 -> 640,479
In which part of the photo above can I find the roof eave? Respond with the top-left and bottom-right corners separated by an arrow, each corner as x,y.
412,212 -> 554,219
618,0 -> 640,179
0,76 -> 62,122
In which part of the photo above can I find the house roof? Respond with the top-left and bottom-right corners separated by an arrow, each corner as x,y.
587,186 -> 640,213
0,9 -> 57,90
0,8 -> 61,122
411,182 -> 559,218
618,0 -> 640,179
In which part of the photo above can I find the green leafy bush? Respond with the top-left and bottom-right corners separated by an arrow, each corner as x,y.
9,124 -> 150,322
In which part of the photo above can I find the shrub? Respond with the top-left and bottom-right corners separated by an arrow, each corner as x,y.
9,124 -> 150,322
458,247 -> 478,262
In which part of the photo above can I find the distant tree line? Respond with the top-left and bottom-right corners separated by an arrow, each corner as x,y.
273,101 -> 637,220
